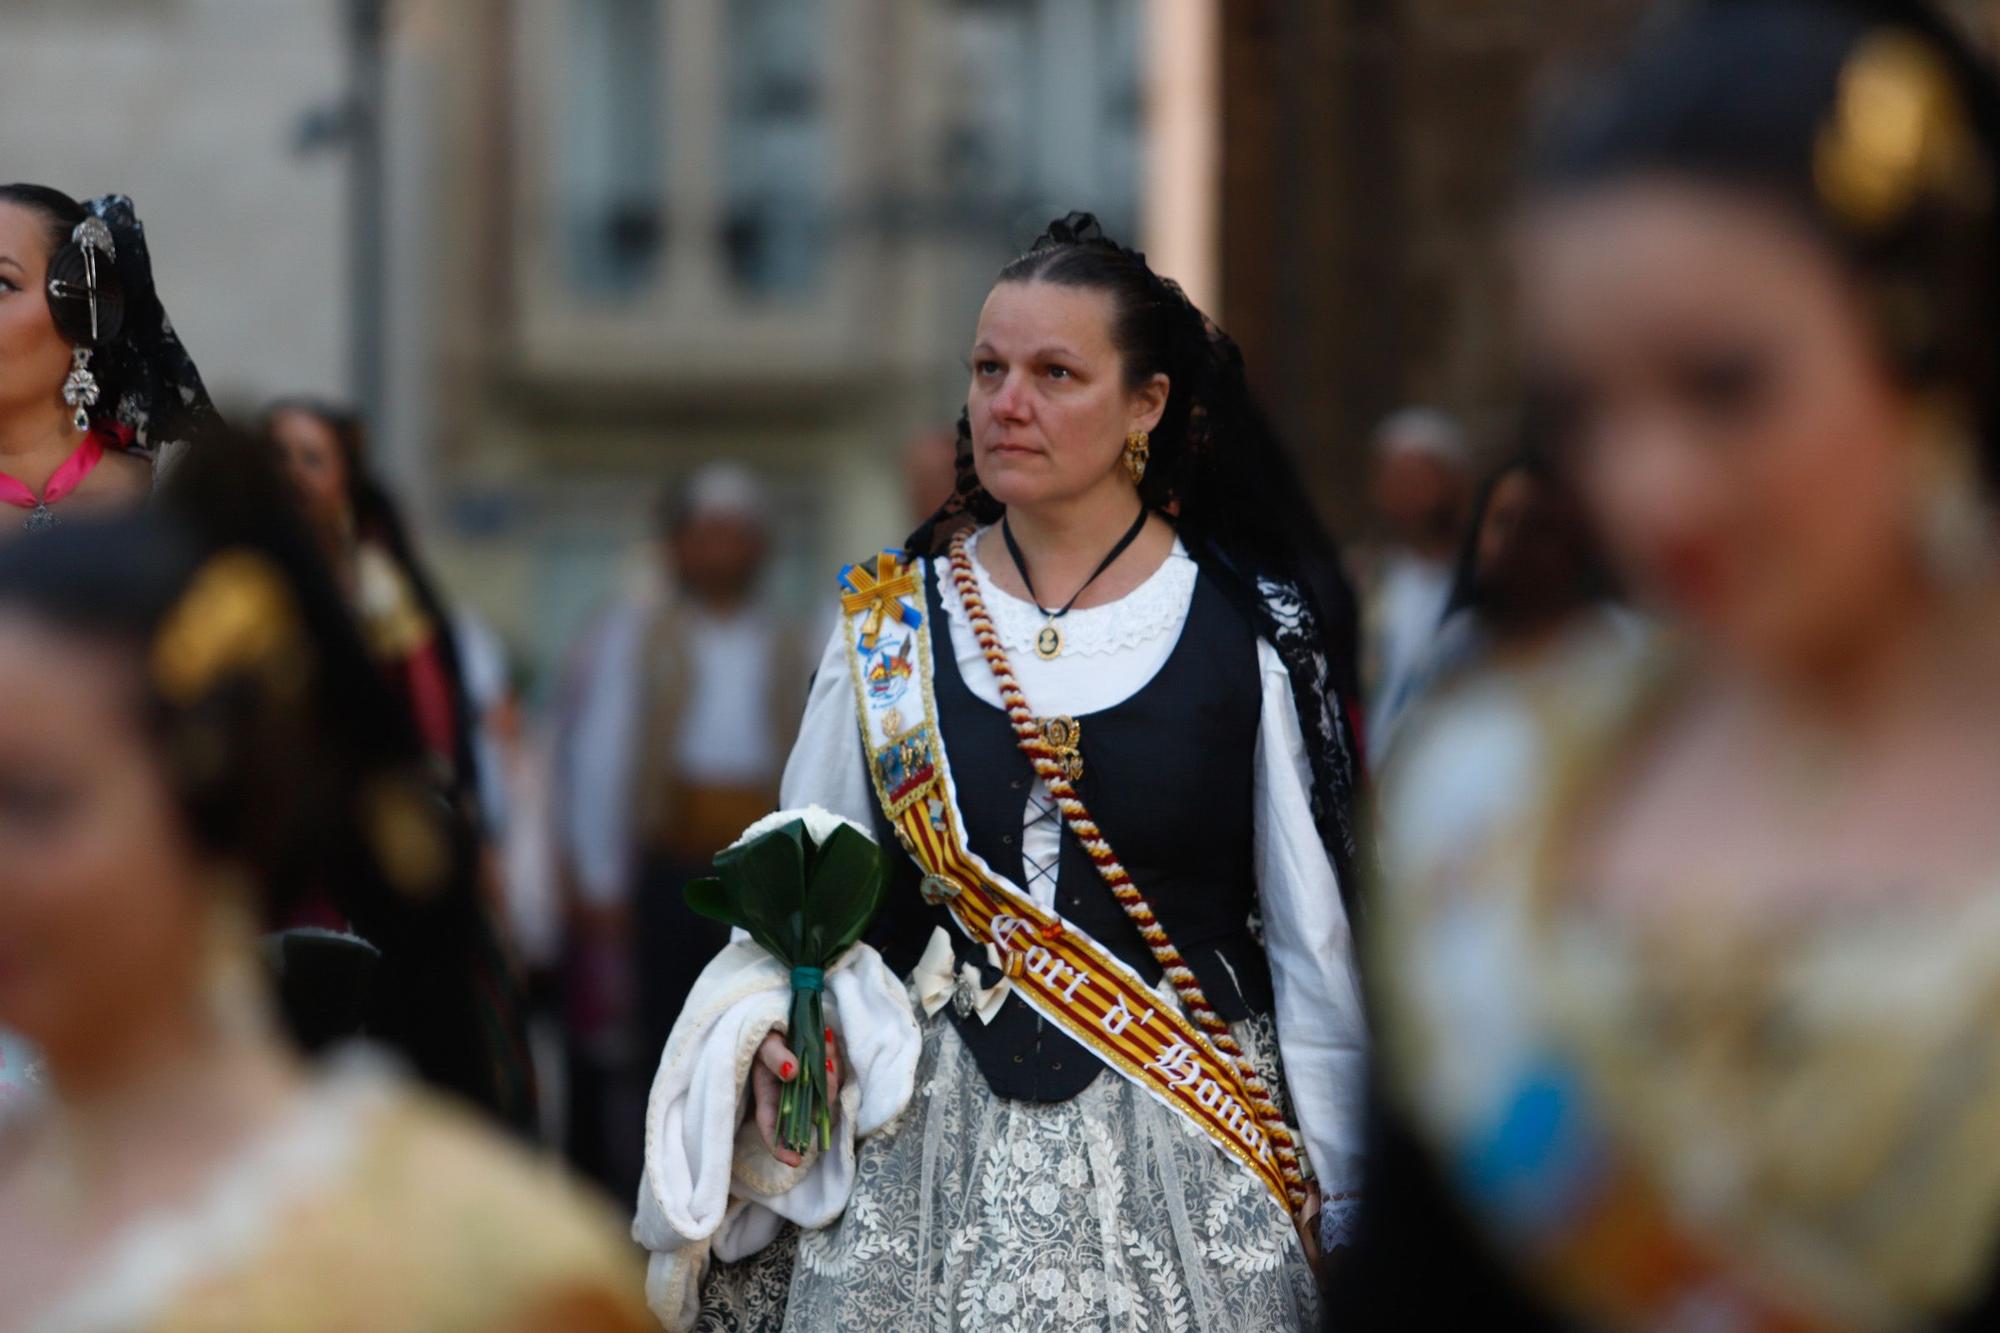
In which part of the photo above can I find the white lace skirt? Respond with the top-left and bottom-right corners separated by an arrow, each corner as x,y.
697,1009 -> 1319,1332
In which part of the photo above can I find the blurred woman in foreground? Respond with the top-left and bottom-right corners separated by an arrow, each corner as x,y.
1362,1 -> 2000,1327
0,442 -> 645,1331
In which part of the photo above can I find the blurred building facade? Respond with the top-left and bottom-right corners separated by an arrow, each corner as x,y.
415,0 -> 1151,671
14,0 -> 2000,676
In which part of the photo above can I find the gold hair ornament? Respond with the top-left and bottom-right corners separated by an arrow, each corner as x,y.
1815,30 -> 1989,234
359,773 -> 452,899
151,549 -> 309,705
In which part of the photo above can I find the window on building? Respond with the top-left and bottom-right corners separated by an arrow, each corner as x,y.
943,0 -> 1144,244
722,0 -> 830,299
563,0 -> 664,297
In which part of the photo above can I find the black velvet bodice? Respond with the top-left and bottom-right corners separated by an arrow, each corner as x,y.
864,558 -> 1271,1102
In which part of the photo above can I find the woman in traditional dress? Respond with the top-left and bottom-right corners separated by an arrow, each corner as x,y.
263,399 -> 478,792
1354,1 -> 2000,1326
639,214 -> 1367,1331
0,186 -> 216,535
0,439 -> 647,1333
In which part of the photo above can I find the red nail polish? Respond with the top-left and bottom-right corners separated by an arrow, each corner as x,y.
825,1057 -> 835,1073
780,1061 -> 794,1079
824,1026 -> 834,1043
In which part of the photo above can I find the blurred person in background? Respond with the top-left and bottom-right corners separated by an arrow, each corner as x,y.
262,400 -> 478,796
258,402 -> 536,1132
553,462 -> 803,1202
1358,406 -> 1474,751
457,616 -> 568,1145
1371,437 -> 1645,760
640,214 -> 1364,1331
0,187 -> 219,534
0,438 -> 647,1331
1355,1 -> 2000,1327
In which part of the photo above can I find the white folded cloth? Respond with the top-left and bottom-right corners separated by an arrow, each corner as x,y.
635,937 -> 922,1331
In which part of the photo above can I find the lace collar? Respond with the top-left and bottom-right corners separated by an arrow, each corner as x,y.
943,526 -> 1198,659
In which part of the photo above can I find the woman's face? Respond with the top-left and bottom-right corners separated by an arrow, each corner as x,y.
0,203 -> 75,432
1519,179 -> 1925,673
967,279 -> 1168,512
0,613 -> 211,1069
268,409 -> 353,535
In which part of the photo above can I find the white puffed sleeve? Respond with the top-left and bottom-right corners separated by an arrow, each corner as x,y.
636,616 -> 925,1330
1252,639 -> 1367,1202
777,619 -> 876,824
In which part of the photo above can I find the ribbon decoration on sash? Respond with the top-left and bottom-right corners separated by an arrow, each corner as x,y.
839,549 -> 1300,1215
839,550 -> 924,653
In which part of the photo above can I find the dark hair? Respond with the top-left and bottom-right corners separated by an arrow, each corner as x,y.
0,431 -> 530,1125
911,211 -> 1362,699
1529,0 -> 2000,483
0,182 -> 85,258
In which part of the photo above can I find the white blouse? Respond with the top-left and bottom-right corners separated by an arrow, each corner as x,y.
780,528 -> 1366,1196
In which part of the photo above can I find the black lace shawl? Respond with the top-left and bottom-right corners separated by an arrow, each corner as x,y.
83,195 -> 222,466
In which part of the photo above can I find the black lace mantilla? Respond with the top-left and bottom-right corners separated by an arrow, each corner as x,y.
83,195 -> 222,466
1187,537 -> 1365,919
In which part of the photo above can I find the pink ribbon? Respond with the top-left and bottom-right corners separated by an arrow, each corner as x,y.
0,430 -> 109,512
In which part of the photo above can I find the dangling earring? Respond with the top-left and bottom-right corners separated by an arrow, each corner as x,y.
200,867 -> 274,1044
1123,430 -> 1151,485
1912,399 -> 1992,584
62,347 -> 99,434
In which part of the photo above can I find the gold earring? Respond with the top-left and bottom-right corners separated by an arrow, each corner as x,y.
1123,430 -> 1151,485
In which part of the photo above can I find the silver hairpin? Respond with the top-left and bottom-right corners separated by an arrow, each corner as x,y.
52,217 -> 117,343
72,216 -> 115,260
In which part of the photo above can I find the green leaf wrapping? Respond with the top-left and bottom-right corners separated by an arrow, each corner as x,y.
682,814 -> 892,1156
683,877 -> 734,927
782,987 -> 828,1154
802,823 -> 893,961
712,819 -> 809,962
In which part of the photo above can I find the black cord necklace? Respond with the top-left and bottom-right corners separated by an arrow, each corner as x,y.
1001,504 -> 1152,661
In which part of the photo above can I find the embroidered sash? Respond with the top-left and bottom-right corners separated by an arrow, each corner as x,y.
839,551 -> 1295,1213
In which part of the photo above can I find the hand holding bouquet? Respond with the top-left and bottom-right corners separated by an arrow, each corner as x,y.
685,807 -> 890,1157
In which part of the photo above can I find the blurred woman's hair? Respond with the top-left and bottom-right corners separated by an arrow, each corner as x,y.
0,432 -> 520,1117
1529,0 -> 2000,483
